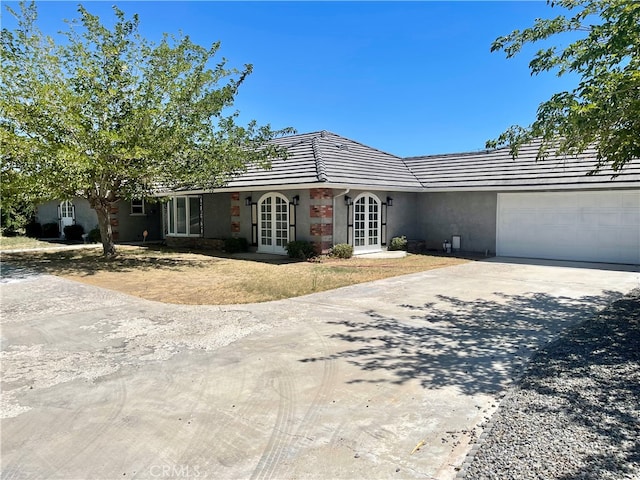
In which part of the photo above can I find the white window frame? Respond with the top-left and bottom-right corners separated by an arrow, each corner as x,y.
130,198 -> 145,215
165,196 -> 202,237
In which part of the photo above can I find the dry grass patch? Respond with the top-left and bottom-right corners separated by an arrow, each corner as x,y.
2,245 -> 469,304
0,236 -> 66,251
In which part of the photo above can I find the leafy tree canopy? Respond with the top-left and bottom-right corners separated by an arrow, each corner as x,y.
1,1 -> 293,255
487,0 -> 639,173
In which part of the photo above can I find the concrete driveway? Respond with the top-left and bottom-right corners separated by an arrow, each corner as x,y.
1,258 -> 638,479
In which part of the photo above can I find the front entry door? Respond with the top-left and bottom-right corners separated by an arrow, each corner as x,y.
258,193 -> 289,254
353,194 -> 381,253
59,200 -> 75,237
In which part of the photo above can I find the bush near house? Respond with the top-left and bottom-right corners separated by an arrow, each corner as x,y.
88,227 -> 101,243
25,221 -> 43,238
285,240 -> 317,260
224,237 -> 249,254
42,223 -> 59,238
388,235 -> 408,251
63,224 -> 85,241
330,243 -> 353,259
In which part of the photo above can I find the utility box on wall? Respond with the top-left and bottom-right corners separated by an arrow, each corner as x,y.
452,235 -> 461,251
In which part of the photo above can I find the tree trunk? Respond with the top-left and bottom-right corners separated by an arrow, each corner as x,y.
93,201 -> 117,257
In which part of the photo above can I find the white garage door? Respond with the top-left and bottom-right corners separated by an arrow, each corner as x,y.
497,190 -> 640,265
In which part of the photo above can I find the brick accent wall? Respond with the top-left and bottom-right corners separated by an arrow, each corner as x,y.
312,240 -> 332,253
309,188 -> 333,254
310,223 -> 333,236
230,192 -> 240,237
310,205 -> 333,218
110,206 -> 119,241
309,188 -> 333,200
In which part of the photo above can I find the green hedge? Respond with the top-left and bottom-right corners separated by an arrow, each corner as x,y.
285,240 -> 317,260
330,243 -> 353,259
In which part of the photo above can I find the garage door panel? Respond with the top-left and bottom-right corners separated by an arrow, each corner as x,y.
622,191 -> 640,208
621,210 -> 640,225
497,191 -> 640,264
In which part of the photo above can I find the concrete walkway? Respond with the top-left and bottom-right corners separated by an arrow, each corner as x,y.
1,258 -> 638,479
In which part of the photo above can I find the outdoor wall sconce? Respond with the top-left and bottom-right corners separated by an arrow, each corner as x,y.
344,195 -> 353,206
386,196 -> 394,206
245,196 -> 252,206
292,195 -> 299,206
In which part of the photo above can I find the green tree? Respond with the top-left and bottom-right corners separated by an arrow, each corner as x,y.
488,0 -> 639,173
1,2 -> 293,256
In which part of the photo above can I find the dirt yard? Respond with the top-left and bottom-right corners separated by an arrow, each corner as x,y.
1,245 -> 468,304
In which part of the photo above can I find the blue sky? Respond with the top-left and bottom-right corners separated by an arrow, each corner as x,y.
3,1 -> 580,157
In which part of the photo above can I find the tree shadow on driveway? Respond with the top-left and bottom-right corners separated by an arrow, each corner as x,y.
300,290 -> 622,395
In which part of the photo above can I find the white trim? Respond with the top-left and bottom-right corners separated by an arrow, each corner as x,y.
153,181 -> 639,197
422,182 -> 640,192
153,182 -> 426,196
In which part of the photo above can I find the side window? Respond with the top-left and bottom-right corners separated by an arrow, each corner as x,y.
131,198 -> 145,215
165,196 -> 202,237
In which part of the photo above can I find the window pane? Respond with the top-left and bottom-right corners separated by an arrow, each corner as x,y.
131,199 -> 144,214
176,197 -> 186,234
189,197 -> 200,235
168,199 -> 175,234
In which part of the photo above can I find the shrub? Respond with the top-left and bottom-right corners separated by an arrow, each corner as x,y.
224,237 -> 248,253
330,243 -> 353,259
388,235 -> 407,251
42,222 -> 59,238
63,224 -> 85,241
25,221 -> 43,238
88,226 -> 101,243
285,240 -> 317,260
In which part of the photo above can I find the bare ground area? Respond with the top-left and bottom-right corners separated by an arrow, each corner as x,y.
1,245 -> 468,304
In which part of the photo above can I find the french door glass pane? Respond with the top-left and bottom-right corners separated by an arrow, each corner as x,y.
176,197 -> 187,234
189,197 -> 200,235
168,199 -> 175,234
61,201 -> 73,217
353,195 -> 379,248
275,197 -> 288,247
261,197 -> 272,245
355,197 -> 366,246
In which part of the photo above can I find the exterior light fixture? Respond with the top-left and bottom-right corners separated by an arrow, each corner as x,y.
386,196 -> 393,206
292,195 -> 300,206
344,196 -> 353,206
245,196 -> 252,206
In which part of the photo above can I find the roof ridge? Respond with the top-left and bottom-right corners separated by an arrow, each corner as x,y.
318,130 -> 404,159
311,137 -> 328,182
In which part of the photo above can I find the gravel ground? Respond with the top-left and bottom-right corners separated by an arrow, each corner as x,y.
462,288 -> 640,480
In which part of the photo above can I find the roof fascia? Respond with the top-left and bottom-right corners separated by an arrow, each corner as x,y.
423,182 -> 640,192
153,182 -> 426,196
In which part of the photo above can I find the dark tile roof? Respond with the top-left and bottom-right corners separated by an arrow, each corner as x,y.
225,130 -> 423,189
165,132 -> 639,193
404,141 -> 640,190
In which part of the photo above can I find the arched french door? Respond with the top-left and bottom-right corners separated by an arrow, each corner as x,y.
258,193 -> 289,254
59,200 -> 75,237
353,193 -> 381,253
